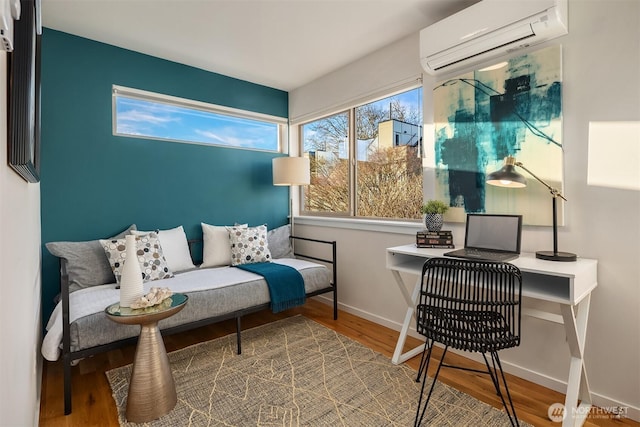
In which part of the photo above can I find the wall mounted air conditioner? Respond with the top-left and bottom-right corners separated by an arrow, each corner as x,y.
420,0 -> 567,76
1,0 -> 21,51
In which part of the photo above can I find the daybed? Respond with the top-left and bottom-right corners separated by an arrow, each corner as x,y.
42,224 -> 337,415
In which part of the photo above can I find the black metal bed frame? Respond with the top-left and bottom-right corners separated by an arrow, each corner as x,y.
58,235 -> 337,415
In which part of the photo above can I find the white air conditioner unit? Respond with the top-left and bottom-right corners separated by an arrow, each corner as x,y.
420,0 -> 567,76
0,0 -> 20,51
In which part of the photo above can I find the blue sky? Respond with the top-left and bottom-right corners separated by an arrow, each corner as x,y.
367,88 -> 422,119
115,96 -> 279,151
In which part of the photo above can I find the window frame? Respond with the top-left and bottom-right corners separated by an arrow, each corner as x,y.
112,85 -> 288,153
299,83 -> 423,220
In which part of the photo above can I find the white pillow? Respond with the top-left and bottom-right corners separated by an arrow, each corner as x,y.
201,222 -> 247,267
132,226 -> 195,272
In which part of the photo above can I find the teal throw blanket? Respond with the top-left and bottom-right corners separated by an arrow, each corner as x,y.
236,262 -> 306,313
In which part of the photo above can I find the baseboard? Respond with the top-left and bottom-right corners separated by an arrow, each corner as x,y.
312,295 -> 640,422
441,347 -> 640,423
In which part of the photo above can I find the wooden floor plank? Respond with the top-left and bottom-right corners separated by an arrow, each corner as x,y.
39,299 -> 637,427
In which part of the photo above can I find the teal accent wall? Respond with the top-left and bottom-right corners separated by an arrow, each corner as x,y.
40,29 -> 290,322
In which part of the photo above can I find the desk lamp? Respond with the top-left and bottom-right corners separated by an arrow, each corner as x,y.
272,156 -> 310,235
486,155 -> 577,262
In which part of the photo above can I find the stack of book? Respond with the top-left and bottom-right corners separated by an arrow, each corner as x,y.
416,230 -> 455,248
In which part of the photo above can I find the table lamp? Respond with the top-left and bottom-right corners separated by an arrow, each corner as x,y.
486,155 -> 577,262
272,156 -> 310,235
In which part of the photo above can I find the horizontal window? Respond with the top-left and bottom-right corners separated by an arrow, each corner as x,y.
112,85 -> 286,152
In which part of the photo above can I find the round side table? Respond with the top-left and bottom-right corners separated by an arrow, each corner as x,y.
106,293 -> 188,423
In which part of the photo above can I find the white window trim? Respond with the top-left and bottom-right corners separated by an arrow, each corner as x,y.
112,85 -> 288,152
295,215 -> 422,236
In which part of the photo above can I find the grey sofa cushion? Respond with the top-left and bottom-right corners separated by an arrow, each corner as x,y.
67,263 -> 331,353
45,224 -> 137,292
267,224 -> 294,259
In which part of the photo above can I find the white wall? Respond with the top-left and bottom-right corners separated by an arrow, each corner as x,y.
289,32 -> 423,125
291,0 -> 640,419
0,52 -> 43,426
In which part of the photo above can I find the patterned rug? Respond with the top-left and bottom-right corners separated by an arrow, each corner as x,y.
106,316 -> 522,426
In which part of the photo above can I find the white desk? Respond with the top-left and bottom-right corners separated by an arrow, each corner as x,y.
386,244 -> 598,427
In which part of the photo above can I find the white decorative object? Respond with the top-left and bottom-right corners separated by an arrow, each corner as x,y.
130,287 -> 174,309
119,235 -> 144,308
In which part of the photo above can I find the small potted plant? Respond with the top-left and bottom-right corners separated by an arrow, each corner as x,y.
420,200 -> 449,232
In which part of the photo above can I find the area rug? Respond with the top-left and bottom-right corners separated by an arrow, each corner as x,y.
106,316 -> 521,426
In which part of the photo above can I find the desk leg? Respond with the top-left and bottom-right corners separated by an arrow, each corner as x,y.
391,271 -> 425,365
560,294 -> 592,427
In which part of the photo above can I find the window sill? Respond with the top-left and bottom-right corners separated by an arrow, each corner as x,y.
294,216 -> 423,236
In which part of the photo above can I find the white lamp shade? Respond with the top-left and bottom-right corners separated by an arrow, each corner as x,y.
272,157 -> 310,186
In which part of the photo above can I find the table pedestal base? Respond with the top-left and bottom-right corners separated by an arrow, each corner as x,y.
126,321 -> 177,423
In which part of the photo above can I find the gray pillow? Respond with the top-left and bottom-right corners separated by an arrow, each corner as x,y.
267,224 -> 294,259
46,224 -> 137,292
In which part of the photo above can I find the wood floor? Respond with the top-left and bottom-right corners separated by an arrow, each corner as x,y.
39,299 -> 636,427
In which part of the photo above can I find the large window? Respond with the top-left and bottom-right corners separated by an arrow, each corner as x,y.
113,85 -> 286,152
301,87 -> 423,220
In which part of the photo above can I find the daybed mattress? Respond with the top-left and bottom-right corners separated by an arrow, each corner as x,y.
42,258 -> 331,361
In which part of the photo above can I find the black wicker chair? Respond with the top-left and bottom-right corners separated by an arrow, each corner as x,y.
414,257 -> 523,427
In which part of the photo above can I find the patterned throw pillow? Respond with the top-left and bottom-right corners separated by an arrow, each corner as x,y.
100,232 -> 173,283
229,225 -> 272,266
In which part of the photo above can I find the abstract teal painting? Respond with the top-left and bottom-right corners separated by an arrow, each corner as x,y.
433,45 -> 563,226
